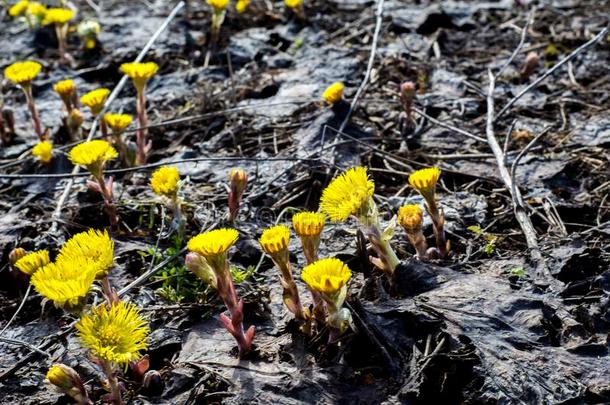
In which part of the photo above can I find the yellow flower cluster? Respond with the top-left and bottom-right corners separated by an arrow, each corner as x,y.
120,62 -> 159,92
4,60 -> 41,86
260,225 -> 290,256
150,166 -> 180,198
80,88 -> 110,115
292,211 -> 325,237
319,166 -> 374,221
76,301 -> 149,366
69,140 -> 118,169
57,229 -> 114,278
42,7 -> 75,25
301,257 -> 351,295
397,204 -> 423,233
32,141 -> 53,164
103,113 -> 133,133
14,250 -> 50,275
236,0 -> 250,13
207,0 -> 230,11
322,82 -> 344,104
53,79 -> 76,98
408,167 -> 441,199
188,228 -> 239,259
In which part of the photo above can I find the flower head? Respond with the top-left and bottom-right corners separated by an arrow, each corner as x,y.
4,61 -> 42,86
285,0 -> 303,9
26,2 -> 47,19
57,229 -> 114,278
319,166 -> 374,222
42,8 -> 75,25
150,166 -> 180,198
236,0 -> 250,13
30,258 -> 97,309
69,140 -> 117,173
46,364 -> 80,391
207,0 -> 230,12
260,225 -> 290,256
104,113 -> 133,133
398,204 -> 423,233
408,167 -> 441,200
322,82 -> 344,104
9,0 -> 29,17
302,257 -> 351,295
76,301 -> 149,366
120,62 -> 158,93
187,228 -> 239,259
292,211 -> 325,237
32,141 -> 53,164
14,250 -> 50,275
80,88 -> 110,115
53,79 -> 76,99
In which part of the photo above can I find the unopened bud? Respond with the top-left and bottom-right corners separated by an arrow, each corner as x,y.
46,364 -> 92,405
228,168 -> 248,222
400,81 -> 416,101
9,248 -> 27,267
520,52 -> 539,80
142,370 -> 164,396
69,109 -> 85,129
186,252 -> 217,288
2,109 -> 15,134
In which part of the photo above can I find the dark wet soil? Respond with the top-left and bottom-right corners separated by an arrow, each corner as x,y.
1,0 -> 610,404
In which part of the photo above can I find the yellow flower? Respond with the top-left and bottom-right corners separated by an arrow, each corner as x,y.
53,79 -> 76,99
26,2 -> 47,19
103,113 -> 133,133
301,257 -> 351,295
207,0 -> 230,12
150,166 -> 180,198
259,225 -> 290,256
322,82 -> 344,104
285,0 -> 302,9
14,250 -> 50,276
32,141 -> 53,164
292,211 -> 325,237
408,167 -> 441,199
9,0 -> 29,17
236,0 -> 249,13
42,8 -> 75,25
398,204 -> 423,233
69,140 -> 118,171
4,61 -> 42,86
187,228 -> 239,259
120,62 -> 158,93
80,88 -> 110,115
57,229 -> 114,278
46,364 -> 80,391
319,166 -> 374,222
76,301 -> 149,366
30,258 -> 97,309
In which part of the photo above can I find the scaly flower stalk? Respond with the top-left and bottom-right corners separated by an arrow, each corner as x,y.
42,8 -> 75,64
69,140 -> 119,227
408,167 -> 448,257
397,204 -> 427,259
76,301 -> 149,405
319,166 -> 400,277
301,258 -> 353,341
227,168 -> 247,223
46,364 -> 92,405
187,228 -> 255,355
32,140 -> 53,165
4,61 -> 44,140
400,81 -> 416,126
120,62 -> 159,165
80,88 -> 110,139
150,166 -> 183,234
104,113 -> 134,166
260,225 -> 305,320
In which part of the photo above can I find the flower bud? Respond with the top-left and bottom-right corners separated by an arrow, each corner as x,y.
142,370 -> 164,397
520,51 -> 539,80
46,364 -> 91,404
69,108 -> 85,129
9,248 -> 27,267
185,252 -> 217,289
228,168 -> 248,222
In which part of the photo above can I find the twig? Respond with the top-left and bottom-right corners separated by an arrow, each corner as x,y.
0,285 -> 31,336
0,336 -> 51,357
495,25 -> 609,121
413,107 -> 486,143
509,126 -> 551,195
48,1 -> 186,233
496,9 -> 535,78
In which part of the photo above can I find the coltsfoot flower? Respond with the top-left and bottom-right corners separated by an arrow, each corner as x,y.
57,229 -> 114,278
26,2 -> 47,20
322,82 -> 344,104
236,0 -> 250,13
259,225 -> 290,257
104,113 -> 133,133
398,204 -> 427,259
302,257 -> 351,295
207,0 -> 230,11
14,249 -> 50,276
54,79 -> 77,106
150,166 -> 180,198
80,88 -> 110,116
408,167 -> 440,200
42,8 -> 75,25
32,140 -> 53,164
46,364 -> 92,405
188,228 -> 239,260
69,140 -> 118,172
76,301 -> 149,366
9,0 -> 29,17
120,62 -> 159,93
30,257 -> 97,310
319,166 -> 374,222
292,211 -> 325,238
4,61 -> 42,86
